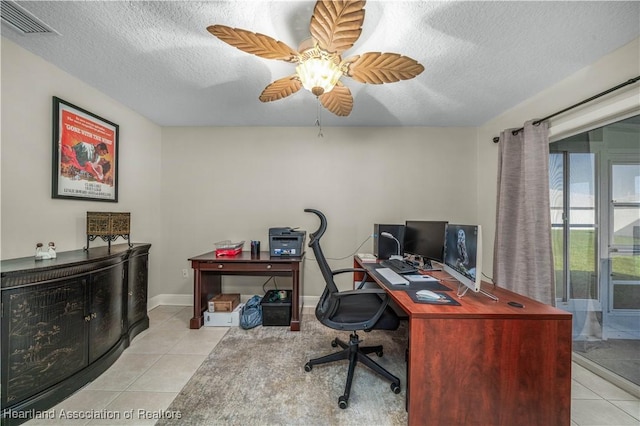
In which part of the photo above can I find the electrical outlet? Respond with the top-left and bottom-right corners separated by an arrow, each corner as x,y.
182,269 -> 189,278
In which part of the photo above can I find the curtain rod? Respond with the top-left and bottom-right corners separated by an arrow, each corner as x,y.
492,76 -> 640,143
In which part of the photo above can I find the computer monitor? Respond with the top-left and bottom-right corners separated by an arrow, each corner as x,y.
403,220 -> 447,262
443,224 -> 483,294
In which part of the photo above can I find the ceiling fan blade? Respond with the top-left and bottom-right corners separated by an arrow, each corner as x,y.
344,52 -> 424,84
207,25 -> 300,62
319,82 -> 353,116
310,0 -> 365,54
259,76 -> 303,102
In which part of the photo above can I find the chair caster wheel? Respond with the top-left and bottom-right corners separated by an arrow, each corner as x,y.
304,363 -> 312,372
338,396 -> 348,409
331,339 -> 338,347
391,382 -> 401,394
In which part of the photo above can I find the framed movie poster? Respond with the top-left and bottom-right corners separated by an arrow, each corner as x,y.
52,97 -> 119,201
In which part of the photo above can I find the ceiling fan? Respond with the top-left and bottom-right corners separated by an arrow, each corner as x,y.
207,0 -> 424,117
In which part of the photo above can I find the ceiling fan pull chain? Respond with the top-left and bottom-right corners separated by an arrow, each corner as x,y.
316,98 -> 324,138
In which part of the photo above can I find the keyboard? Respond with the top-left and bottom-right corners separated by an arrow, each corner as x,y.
380,259 -> 418,274
376,268 -> 409,285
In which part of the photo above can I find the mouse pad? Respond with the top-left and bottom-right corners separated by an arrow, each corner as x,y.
407,290 -> 461,306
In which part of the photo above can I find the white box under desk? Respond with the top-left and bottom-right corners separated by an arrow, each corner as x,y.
204,303 -> 244,326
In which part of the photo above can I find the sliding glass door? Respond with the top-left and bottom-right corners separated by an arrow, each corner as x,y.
550,115 -> 639,386
550,152 -> 599,337
606,160 -> 640,336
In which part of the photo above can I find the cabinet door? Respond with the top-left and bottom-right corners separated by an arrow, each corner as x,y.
88,264 -> 124,363
1,278 -> 88,407
128,253 -> 148,327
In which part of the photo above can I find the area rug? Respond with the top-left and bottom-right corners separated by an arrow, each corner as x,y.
157,311 -> 408,425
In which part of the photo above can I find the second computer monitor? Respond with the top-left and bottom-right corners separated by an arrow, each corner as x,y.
403,220 -> 448,262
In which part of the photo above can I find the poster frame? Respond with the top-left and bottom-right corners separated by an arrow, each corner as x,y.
51,96 -> 119,202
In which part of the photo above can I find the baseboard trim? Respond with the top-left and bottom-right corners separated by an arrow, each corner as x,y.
148,294 -> 320,312
147,294 -> 192,311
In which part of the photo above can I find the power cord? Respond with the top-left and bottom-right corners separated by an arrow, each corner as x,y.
261,276 -> 278,294
482,272 -> 497,288
306,234 -> 373,262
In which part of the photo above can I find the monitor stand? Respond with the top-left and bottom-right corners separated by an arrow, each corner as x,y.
457,283 -> 499,302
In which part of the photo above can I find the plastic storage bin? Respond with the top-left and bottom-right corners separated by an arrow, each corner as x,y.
260,290 -> 292,326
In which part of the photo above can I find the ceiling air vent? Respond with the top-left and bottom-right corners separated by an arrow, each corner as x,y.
1,1 -> 58,35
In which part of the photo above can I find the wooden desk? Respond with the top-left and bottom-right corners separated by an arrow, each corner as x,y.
189,251 -> 305,331
355,256 -> 572,426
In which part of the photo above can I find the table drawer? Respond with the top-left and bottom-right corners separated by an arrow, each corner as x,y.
196,261 -> 292,272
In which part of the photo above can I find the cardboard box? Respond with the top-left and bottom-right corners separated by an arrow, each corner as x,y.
204,303 -> 243,327
261,290 -> 292,326
208,293 -> 240,312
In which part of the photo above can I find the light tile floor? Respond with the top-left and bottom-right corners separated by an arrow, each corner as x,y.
25,305 -> 640,426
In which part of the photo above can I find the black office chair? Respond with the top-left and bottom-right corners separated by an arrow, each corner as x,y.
303,208 -> 401,409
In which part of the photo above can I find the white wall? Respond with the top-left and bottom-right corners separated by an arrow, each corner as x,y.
476,37 -> 640,278
1,37 -> 477,301
3,34 -> 638,302
159,126 -> 477,297
1,38 -> 163,289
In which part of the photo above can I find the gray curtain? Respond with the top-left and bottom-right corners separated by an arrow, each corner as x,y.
494,120 -> 555,305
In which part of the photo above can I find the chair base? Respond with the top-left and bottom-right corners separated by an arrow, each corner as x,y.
304,332 -> 401,409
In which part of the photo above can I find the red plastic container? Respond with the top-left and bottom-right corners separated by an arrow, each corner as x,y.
214,240 -> 244,256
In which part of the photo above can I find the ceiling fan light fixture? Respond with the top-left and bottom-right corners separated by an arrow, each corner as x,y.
295,43 -> 343,97
208,1 -> 423,117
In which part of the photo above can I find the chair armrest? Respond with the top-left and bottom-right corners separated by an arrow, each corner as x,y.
332,267 -> 372,289
331,267 -> 367,275
334,288 -> 386,297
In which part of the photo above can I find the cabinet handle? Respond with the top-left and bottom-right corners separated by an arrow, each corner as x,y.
84,315 -> 91,322
218,264 -> 224,269
267,264 -> 272,269
91,312 -> 97,319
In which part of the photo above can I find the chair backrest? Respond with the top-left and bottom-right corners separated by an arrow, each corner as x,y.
304,209 -> 340,319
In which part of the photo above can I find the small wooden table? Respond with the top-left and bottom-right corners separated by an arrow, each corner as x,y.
188,251 -> 305,331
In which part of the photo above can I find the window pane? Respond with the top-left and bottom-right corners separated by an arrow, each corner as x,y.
569,154 -> 596,225
569,153 -> 597,299
551,227 -> 564,299
549,153 -> 565,299
612,164 -> 640,203
613,284 -> 640,309
570,228 -> 597,298
549,153 -> 564,224
612,206 -> 640,246
612,255 -> 640,281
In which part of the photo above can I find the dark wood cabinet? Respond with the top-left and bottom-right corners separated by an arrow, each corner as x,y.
127,246 -> 149,341
1,243 -> 151,425
2,278 -> 88,408
88,263 -> 125,363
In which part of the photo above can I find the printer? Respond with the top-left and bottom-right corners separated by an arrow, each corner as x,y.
269,227 -> 306,256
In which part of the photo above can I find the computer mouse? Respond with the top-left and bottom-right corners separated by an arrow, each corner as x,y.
416,289 -> 443,301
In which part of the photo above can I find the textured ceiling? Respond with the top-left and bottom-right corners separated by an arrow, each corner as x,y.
2,1 -> 639,127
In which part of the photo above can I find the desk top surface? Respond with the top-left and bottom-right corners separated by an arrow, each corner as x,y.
189,251 -> 305,263
357,256 -> 571,320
